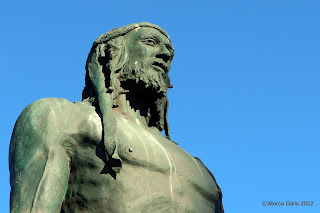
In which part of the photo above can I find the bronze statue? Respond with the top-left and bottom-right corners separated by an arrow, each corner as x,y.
9,22 -> 224,213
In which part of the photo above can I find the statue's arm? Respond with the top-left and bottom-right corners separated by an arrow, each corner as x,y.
9,99 -> 70,213
194,157 -> 225,213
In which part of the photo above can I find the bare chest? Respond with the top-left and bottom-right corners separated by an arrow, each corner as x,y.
63,115 -> 219,212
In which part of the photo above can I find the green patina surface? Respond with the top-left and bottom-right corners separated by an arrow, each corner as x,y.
9,22 -> 224,213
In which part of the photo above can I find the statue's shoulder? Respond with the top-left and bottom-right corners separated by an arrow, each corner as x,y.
22,97 -> 76,115
10,97 -> 101,168
18,97 -> 96,121
15,98 -> 70,128
11,98 -> 97,146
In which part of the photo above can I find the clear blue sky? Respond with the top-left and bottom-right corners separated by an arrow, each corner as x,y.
1,0 -> 319,212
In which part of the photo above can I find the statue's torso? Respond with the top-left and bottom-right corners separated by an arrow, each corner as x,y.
60,101 -> 220,213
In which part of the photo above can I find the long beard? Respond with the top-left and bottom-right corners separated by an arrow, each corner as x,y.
120,60 -> 171,94
116,60 -> 170,131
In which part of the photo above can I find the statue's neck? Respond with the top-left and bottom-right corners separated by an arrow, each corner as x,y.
113,93 -> 156,126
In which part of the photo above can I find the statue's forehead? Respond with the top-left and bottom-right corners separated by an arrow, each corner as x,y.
125,27 -> 172,44
131,24 -> 170,39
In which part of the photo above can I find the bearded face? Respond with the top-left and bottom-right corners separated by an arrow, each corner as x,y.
121,59 -> 171,94
119,27 -> 174,95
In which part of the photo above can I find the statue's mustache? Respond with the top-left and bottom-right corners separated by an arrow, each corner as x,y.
136,59 -> 169,74
152,59 -> 169,74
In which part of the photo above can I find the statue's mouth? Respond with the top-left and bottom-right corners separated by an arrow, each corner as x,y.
152,60 -> 168,73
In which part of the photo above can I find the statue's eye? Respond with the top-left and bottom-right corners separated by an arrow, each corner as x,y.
141,38 -> 156,46
165,44 -> 173,52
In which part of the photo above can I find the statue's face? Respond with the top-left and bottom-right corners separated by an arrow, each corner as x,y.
125,27 -> 174,75
122,27 -> 174,93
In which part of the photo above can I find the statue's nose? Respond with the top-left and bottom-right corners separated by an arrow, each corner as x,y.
156,44 -> 171,63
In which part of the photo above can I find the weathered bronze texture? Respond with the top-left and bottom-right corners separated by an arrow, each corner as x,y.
9,22 -> 224,213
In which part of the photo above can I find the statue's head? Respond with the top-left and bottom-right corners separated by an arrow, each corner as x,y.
81,23 -> 175,172
82,22 -> 174,100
